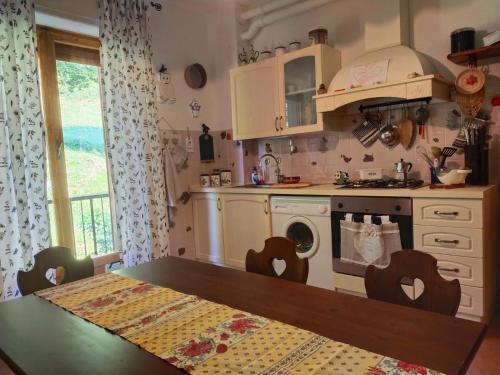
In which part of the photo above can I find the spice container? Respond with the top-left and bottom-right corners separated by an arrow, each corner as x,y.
210,172 -> 221,187
220,170 -> 232,186
200,174 -> 210,187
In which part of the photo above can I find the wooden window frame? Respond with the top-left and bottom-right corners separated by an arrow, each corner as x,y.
37,26 -> 120,267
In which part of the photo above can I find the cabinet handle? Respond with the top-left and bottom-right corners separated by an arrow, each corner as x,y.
279,116 -> 283,131
217,198 -> 222,211
434,238 -> 459,245
434,210 -> 459,216
264,199 -> 268,215
438,266 -> 460,273
274,117 -> 279,132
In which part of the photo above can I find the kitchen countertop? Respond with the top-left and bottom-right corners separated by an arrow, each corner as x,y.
190,183 -> 496,199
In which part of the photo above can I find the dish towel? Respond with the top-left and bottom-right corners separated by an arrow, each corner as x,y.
163,147 -> 184,208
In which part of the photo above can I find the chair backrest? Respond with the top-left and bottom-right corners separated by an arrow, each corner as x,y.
245,237 -> 309,284
364,250 -> 461,316
17,246 -> 94,296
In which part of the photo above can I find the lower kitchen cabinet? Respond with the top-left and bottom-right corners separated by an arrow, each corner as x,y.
192,193 -> 225,265
221,194 -> 271,269
192,193 -> 271,270
413,193 -> 497,323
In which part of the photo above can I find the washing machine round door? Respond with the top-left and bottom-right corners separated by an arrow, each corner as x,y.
284,216 -> 319,259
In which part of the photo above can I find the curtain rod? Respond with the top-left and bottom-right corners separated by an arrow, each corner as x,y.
151,2 -> 162,11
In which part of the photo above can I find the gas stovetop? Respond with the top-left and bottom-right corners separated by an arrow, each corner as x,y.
339,179 -> 425,189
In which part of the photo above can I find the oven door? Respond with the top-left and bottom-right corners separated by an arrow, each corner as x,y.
331,211 -> 413,277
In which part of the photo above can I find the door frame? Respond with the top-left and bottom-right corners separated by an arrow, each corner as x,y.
37,27 -> 118,258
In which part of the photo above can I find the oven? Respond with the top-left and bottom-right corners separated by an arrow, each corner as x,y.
331,196 -> 413,277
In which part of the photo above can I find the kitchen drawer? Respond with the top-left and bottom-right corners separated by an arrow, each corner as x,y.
415,283 -> 484,317
413,199 -> 483,228
432,253 -> 483,287
413,225 -> 483,258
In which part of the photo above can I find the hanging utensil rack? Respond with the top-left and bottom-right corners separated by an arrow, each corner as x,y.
358,97 -> 431,113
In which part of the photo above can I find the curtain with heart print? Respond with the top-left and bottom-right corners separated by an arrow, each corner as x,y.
0,0 -> 50,300
99,0 -> 171,266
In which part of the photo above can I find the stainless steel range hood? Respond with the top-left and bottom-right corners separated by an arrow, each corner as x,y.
315,0 -> 450,113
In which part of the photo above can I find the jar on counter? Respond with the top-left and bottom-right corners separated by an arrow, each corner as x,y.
220,170 -> 232,186
210,172 -> 221,187
200,174 -> 210,187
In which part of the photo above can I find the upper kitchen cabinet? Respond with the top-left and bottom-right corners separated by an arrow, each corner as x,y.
230,58 -> 280,140
230,44 -> 340,140
278,44 -> 340,136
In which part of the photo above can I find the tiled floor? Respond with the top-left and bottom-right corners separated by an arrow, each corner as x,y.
1,314 -> 499,374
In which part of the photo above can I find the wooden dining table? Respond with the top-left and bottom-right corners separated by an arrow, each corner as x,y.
0,256 -> 486,375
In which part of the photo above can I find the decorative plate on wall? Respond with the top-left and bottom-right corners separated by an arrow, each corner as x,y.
185,63 -> 207,89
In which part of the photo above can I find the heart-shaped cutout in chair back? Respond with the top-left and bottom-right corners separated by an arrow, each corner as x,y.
401,277 -> 425,300
272,258 -> 286,276
45,266 -> 66,285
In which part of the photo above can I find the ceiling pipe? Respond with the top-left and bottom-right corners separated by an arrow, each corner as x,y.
238,0 -> 303,23
241,0 -> 335,41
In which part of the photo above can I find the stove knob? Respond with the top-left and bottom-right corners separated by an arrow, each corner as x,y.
337,203 -> 344,209
319,205 -> 329,214
395,205 -> 402,211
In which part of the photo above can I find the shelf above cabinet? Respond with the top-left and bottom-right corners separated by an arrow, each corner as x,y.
447,43 -> 500,65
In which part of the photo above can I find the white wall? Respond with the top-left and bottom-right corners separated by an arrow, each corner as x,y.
152,0 -> 238,132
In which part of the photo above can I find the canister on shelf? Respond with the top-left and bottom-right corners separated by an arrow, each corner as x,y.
220,170 -> 232,186
210,172 -> 221,187
200,174 -> 210,187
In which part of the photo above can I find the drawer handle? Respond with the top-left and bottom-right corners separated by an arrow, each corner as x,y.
438,266 -> 460,273
434,210 -> 459,216
217,198 -> 222,211
264,199 -> 268,215
434,238 -> 459,245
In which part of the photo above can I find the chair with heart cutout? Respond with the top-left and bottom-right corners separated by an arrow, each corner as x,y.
17,246 -> 94,295
245,237 -> 309,284
364,250 -> 461,316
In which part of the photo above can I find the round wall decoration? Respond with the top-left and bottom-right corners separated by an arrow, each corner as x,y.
184,63 -> 207,89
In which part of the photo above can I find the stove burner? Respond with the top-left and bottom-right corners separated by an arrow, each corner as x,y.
340,179 -> 424,189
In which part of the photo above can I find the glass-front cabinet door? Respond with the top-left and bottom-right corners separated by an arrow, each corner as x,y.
282,55 -> 317,128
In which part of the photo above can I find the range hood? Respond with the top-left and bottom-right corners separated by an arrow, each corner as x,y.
315,0 -> 450,113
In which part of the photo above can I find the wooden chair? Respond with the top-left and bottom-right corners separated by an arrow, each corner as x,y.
245,237 -> 309,284
17,246 -> 94,295
364,250 -> 461,316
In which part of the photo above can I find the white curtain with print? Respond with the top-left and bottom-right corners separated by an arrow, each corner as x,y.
0,0 -> 50,300
99,0 -> 170,266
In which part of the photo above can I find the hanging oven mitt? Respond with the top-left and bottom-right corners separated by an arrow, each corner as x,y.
353,215 -> 385,264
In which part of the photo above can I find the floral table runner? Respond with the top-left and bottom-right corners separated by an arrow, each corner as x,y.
36,273 -> 443,375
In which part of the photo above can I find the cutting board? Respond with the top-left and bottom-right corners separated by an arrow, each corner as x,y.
397,118 -> 414,149
269,182 -> 312,189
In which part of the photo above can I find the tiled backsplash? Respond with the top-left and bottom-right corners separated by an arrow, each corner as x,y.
251,102 -> 500,184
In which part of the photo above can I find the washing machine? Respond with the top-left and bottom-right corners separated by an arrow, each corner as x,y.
270,196 -> 333,290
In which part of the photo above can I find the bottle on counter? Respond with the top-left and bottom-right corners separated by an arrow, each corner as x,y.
251,166 -> 259,185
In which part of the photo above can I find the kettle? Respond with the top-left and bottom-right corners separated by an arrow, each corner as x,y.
395,158 -> 412,181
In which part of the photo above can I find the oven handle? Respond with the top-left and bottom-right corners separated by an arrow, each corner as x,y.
434,210 -> 459,216
434,238 -> 459,245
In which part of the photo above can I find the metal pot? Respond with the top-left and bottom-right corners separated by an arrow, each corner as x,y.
379,124 -> 399,147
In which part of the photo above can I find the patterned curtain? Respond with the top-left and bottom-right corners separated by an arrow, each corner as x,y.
99,0 -> 170,267
0,0 -> 50,300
